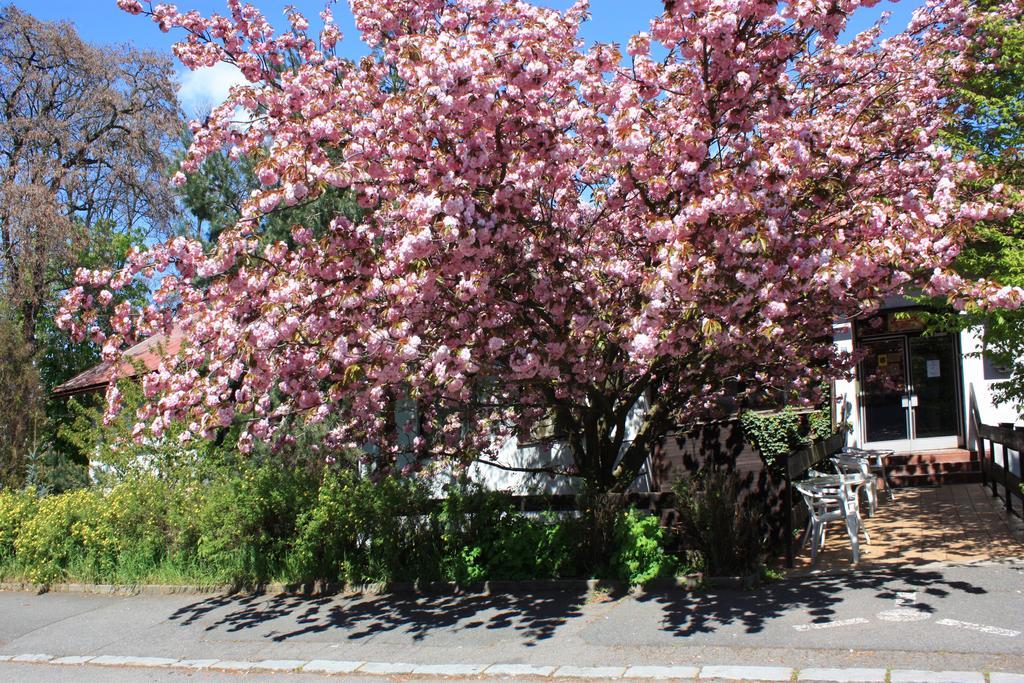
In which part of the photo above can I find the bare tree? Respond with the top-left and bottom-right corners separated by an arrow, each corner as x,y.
0,5 -> 180,354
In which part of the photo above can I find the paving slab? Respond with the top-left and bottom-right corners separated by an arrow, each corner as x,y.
624,665 -> 700,678
890,671 -> 985,683
50,655 -> 95,665
251,659 -> 307,671
177,659 -> 219,669
96,656 -> 179,668
555,666 -> 628,678
12,654 -> 53,663
209,660 -> 254,671
411,663 -> 488,676
485,663 -> 558,676
302,660 -> 365,674
700,665 -> 793,681
359,661 -> 417,674
991,674 -> 1024,683
797,668 -> 886,682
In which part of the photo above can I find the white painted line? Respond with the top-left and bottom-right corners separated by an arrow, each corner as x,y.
700,665 -> 793,681
876,608 -> 931,622
11,654 -> 53,663
793,618 -> 870,632
890,670 -> 985,683
624,665 -> 700,678
798,668 -> 886,682
303,660 -> 364,674
485,663 -> 558,676
0,656 -> 13,662
936,619 -> 1021,637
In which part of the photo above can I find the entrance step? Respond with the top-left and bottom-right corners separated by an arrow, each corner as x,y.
883,449 -> 981,487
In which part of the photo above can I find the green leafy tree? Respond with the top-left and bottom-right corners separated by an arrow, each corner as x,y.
0,308 -> 41,488
945,9 -> 1024,409
175,141 -> 363,246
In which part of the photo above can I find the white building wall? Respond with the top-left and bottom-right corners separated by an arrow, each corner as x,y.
832,321 -> 862,447
961,327 -> 1021,476
413,392 -> 653,496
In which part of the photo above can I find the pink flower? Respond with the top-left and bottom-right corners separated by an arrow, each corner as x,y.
116,0 -> 143,14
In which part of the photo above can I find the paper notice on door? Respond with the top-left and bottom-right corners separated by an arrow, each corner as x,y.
927,359 -> 941,378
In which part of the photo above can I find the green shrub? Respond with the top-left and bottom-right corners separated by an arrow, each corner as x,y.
195,463 -> 317,585
101,478 -> 173,581
673,468 -> 768,577
610,510 -> 677,585
433,481 -> 584,584
485,513 -> 578,580
23,444 -> 89,495
288,469 -> 436,585
433,480 -> 511,584
1,464 -> 689,586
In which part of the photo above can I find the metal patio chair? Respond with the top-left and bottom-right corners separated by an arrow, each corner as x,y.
796,475 -> 866,564
843,446 -> 897,501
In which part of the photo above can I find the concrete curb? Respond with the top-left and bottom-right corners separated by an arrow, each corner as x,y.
0,653 -> 1020,681
0,574 -> 705,598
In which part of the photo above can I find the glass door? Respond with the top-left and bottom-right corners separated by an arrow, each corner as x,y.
908,334 -> 961,450
860,337 -> 910,446
859,333 -> 962,451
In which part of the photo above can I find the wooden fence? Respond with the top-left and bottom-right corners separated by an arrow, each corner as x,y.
969,386 -> 1024,515
496,425 -> 849,569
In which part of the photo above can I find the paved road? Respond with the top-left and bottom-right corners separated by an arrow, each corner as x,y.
2,562 -> 1024,677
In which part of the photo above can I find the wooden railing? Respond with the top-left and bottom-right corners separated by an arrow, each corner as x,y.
969,385 -> 1023,515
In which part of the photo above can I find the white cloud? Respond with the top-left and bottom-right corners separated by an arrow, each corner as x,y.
176,62 -> 248,117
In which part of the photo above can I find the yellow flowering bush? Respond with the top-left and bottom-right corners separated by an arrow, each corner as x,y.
14,489 -> 107,583
0,488 -> 38,560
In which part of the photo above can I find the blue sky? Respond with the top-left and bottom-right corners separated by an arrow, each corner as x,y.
16,0 -> 922,114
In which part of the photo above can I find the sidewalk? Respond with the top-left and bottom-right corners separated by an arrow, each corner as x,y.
3,561 -> 1024,680
792,483 -> 1024,570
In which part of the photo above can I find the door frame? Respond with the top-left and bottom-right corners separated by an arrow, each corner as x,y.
855,322 -> 965,453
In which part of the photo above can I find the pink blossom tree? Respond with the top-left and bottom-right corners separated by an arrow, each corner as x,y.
63,0 -> 1022,491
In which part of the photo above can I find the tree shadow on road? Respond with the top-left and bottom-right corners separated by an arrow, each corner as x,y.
168,587 -> 592,646
167,568 -> 992,645
638,567 -> 988,637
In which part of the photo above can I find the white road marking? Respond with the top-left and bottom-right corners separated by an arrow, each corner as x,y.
895,591 -> 917,606
876,609 -> 932,622
793,618 -> 870,632
936,619 -> 1021,637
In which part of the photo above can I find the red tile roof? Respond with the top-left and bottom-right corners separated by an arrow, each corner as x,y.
52,327 -> 185,398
